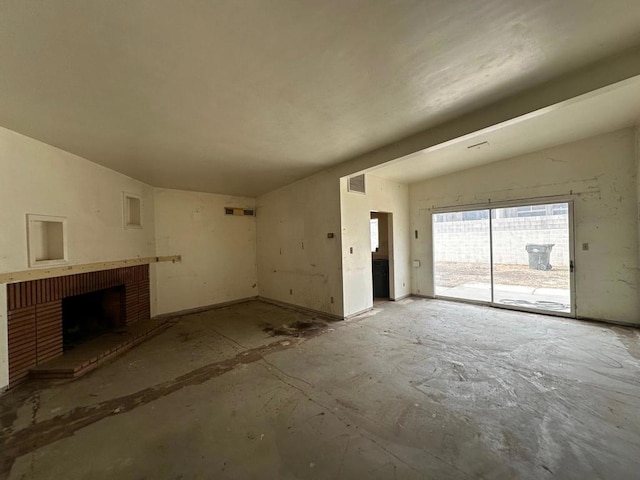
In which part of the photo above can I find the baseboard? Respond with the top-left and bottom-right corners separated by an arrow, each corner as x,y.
345,306 -> 374,319
392,294 -> 412,301
411,293 -> 435,299
154,296 -> 343,322
153,296 -> 259,321
575,316 -> 640,328
154,295 -> 639,329
344,296 -> 414,319
257,297 -> 343,321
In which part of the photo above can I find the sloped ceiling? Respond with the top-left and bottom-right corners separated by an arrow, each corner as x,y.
1,0 -> 640,196
370,77 -> 640,183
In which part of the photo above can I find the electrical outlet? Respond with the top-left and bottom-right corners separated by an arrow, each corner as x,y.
350,247 -> 353,254
330,296 -> 334,303
582,243 -> 589,251
289,289 -> 293,295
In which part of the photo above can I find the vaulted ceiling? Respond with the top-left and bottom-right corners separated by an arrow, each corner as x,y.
1,1 -> 640,196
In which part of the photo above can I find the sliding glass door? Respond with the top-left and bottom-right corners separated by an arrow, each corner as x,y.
433,210 -> 491,302
491,204 -> 571,313
433,202 -> 573,315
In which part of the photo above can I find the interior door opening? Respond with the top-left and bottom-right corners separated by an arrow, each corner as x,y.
371,212 -> 391,299
433,201 -> 574,315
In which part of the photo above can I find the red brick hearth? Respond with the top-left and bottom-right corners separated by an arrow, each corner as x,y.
6,265 -> 150,385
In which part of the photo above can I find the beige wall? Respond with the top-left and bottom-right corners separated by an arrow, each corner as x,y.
153,189 -> 258,315
256,170 -> 344,317
410,128 -> 640,325
0,127 -> 158,389
341,174 -> 411,317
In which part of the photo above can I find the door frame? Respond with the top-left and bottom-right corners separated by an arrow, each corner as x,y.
370,211 -> 395,299
431,195 -> 576,318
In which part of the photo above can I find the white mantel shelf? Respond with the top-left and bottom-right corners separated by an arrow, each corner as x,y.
0,255 -> 182,284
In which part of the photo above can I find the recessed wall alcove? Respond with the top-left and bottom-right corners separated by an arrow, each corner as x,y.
6,265 -> 150,385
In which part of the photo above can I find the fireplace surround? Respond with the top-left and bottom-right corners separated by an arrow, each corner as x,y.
6,265 -> 150,385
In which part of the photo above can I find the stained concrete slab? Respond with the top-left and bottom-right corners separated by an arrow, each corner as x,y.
1,299 -> 639,479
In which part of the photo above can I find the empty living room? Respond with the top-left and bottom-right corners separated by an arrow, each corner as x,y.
1,1 -> 640,479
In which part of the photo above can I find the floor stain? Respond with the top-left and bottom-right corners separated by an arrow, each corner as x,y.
262,320 -> 328,337
177,332 -> 191,343
451,362 -> 467,382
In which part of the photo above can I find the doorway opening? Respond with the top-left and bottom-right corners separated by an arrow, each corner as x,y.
433,201 -> 574,315
371,212 -> 392,300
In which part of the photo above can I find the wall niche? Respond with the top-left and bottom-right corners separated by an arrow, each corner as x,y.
27,214 -> 68,267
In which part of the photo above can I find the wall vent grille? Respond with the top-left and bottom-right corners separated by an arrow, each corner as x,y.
348,174 -> 366,194
225,207 -> 255,216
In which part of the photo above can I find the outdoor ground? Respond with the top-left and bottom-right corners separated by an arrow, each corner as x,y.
435,262 -> 570,289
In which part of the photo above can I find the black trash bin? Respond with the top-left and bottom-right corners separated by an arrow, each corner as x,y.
525,244 -> 554,271
372,259 -> 390,298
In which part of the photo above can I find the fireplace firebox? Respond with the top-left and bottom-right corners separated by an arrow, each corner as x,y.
62,286 -> 125,349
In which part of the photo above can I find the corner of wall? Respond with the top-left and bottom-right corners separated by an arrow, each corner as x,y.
0,286 -> 8,390
635,125 -> 640,307
152,188 -> 259,316
409,202 -> 434,297
256,170 -> 344,318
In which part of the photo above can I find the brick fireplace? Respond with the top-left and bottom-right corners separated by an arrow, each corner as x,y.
6,265 -> 150,385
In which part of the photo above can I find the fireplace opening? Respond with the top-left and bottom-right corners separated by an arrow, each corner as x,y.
62,286 -> 125,350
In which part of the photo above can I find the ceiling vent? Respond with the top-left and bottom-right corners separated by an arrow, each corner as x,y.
467,141 -> 490,150
225,207 -> 255,216
348,174 -> 366,194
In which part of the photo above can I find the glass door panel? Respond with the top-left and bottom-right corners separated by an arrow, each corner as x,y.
433,209 -> 491,302
491,203 -> 572,313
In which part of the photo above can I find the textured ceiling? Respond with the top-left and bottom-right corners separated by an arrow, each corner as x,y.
1,0 -> 640,196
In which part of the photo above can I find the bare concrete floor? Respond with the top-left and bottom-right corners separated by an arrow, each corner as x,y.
1,298 -> 640,479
